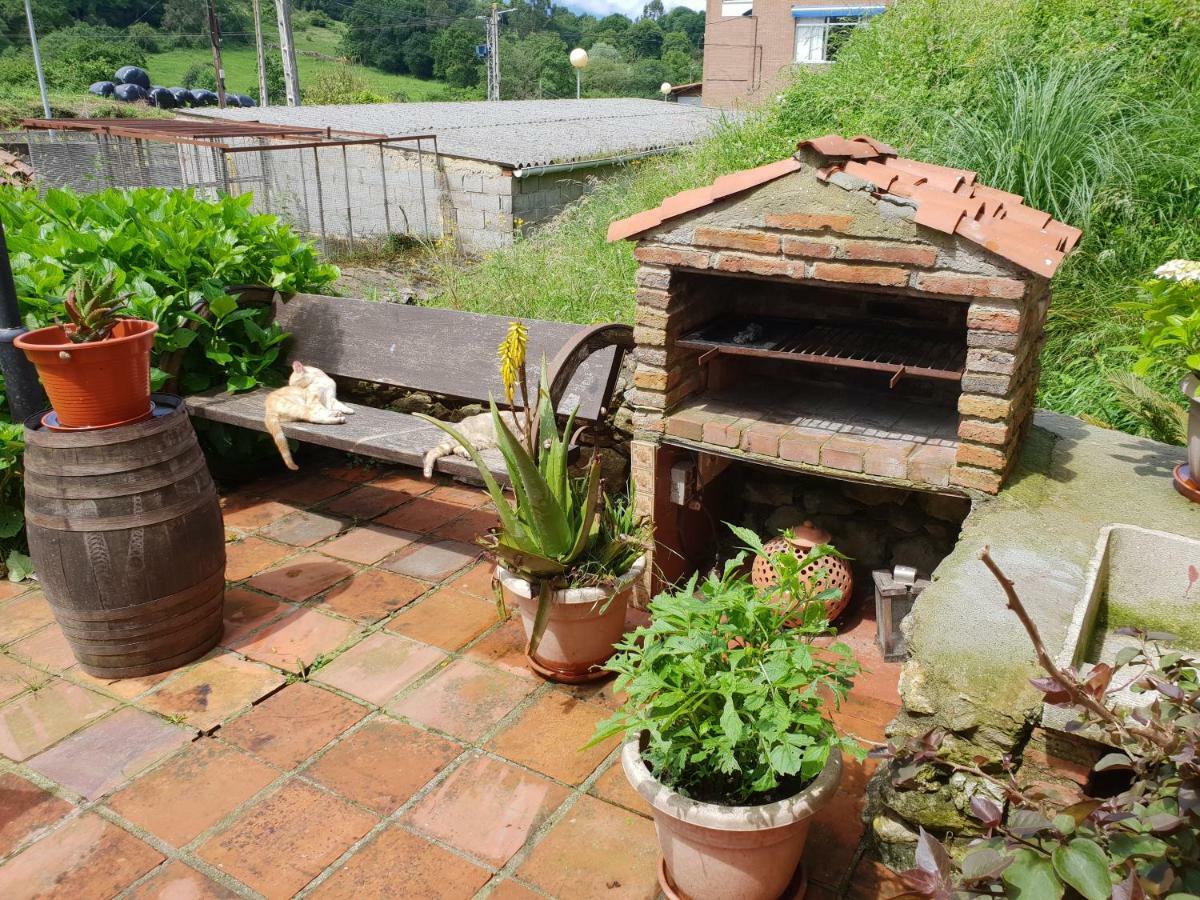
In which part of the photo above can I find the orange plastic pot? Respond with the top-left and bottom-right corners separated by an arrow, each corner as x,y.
15,319 -> 158,428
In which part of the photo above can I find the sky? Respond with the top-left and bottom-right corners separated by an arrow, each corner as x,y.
564,0 -> 706,18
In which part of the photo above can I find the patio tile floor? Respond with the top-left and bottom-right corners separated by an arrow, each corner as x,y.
0,463 -> 905,898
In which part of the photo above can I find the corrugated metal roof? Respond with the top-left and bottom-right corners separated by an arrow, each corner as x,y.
187,99 -> 728,169
608,133 -> 1083,278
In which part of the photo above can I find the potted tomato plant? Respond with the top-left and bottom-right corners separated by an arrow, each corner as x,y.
15,271 -> 157,429
590,526 -> 862,900
417,322 -> 648,682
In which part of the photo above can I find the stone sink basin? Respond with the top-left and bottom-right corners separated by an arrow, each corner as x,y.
1043,524 -> 1200,734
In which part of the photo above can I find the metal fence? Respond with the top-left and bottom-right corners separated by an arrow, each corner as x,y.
3,120 -> 445,260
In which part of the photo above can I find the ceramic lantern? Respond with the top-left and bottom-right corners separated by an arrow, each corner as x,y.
750,521 -> 854,621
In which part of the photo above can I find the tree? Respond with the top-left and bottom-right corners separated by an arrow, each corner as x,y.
619,18 -> 663,60
641,0 -> 663,21
660,30 -> 693,56
432,20 -> 485,88
500,31 -> 572,99
660,6 -> 705,47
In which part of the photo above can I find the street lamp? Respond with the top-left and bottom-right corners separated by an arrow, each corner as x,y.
660,82 -> 672,101
569,47 -> 588,100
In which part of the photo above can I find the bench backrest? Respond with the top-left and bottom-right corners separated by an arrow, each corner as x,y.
273,294 -> 617,421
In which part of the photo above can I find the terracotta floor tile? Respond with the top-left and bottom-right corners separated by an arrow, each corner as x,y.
258,473 -> 352,506
464,616 -> 536,679
221,497 -> 298,532
515,795 -> 660,900
141,652 -> 286,731
590,760 -> 651,818
846,855 -> 909,900
260,510 -> 350,548
376,496 -> 471,534
483,879 -> 545,900
307,718 -> 462,815
220,682 -> 368,769
368,470 -> 436,494
383,538 -> 481,582
0,772 -> 73,857
220,588 -> 291,645
0,580 -> 31,602
309,825 -> 491,900
0,679 -> 117,762
321,485 -> 414,520
427,484 -> 490,508
556,675 -> 627,712
229,607 -> 358,672
124,859 -> 241,899
315,569 -> 429,623
324,461 -> 384,484
804,788 -> 866,889
313,632 -> 445,705
68,666 -> 173,701
487,693 -> 615,785
0,591 -> 56,645
8,626 -> 76,673
0,814 -> 163,900
444,561 -> 498,599
0,653 -> 49,703
430,508 -> 500,544
404,753 -> 569,866
224,537 -> 293,581
107,739 -> 278,847
27,707 -> 192,800
386,588 -> 502,651
319,525 -> 419,565
197,779 -> 377,897
388,658 -> 536,742
247,552 -> 355,602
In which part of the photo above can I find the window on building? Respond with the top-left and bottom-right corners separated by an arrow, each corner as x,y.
721,0 -> 753,16
792,7 -> 883,63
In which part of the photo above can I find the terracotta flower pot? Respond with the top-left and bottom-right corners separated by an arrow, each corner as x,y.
622,738 -> 842,900
15,319 -> 158,429
497,554 -> 646,682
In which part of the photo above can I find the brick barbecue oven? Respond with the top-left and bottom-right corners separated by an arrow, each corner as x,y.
608,134 -> 1081,585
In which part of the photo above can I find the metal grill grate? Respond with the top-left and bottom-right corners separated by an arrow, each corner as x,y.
677,317 -> 965,383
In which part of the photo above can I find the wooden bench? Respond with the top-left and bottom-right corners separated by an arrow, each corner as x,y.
184,293 -> 633,483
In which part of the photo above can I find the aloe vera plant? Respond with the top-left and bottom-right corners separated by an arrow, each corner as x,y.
62,270 -> 128,343
416,357 -> 643,656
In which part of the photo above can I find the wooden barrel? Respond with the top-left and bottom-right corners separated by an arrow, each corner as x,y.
23,396 -> 225,678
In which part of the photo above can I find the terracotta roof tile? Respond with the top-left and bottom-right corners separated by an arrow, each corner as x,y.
606,133 -> 1082,278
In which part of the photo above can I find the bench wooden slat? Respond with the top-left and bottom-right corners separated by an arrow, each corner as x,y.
274,294 -> 615,420
185,388 -> 508,485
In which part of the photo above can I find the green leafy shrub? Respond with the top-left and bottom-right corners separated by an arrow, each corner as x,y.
1125,263 -> 1200,381
591,525 -> 861,805
0,186 -> 337,565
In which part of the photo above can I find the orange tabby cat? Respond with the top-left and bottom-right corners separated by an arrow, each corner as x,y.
263,362 -> 353,470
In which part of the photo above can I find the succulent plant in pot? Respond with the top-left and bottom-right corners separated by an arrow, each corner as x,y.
14,270 -> 158,429
1125,259 -> 1200,487
589,525 -> 862,900
416,322 -> 648,682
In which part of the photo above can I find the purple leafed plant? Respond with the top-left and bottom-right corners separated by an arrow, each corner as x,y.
872,549 -> 1200,899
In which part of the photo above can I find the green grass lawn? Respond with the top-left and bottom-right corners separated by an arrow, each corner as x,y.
145,26 -> 449,102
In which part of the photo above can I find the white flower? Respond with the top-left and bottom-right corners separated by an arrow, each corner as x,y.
1154,259 -> 1200,283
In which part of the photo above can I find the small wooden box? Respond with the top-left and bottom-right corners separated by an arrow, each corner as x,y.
872,567 -> 930,662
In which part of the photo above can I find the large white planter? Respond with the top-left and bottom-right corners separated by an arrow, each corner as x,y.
496,554 -> 645,681
1183,375 -> 1200,476
622,739 -> 843,900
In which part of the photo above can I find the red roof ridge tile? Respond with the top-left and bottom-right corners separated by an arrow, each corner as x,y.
607,133 -> 1082,278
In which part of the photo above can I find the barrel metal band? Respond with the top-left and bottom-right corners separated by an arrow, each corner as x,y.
25,490 -> 216,532
24,450 -> 209,500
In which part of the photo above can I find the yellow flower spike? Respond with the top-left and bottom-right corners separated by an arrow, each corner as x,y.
497,320 -> 528,404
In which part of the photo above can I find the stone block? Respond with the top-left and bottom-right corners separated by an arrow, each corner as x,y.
694,227 -> 780,255
702,419 -> 743,448
967,330 -> 1020,352
635,267 -> 671,291
629,388 -> 666,410
634,286 -> 671,309
740,422 -> 790,457
665,411 -> 703,441
958,418 -> 1011,446
459,174 -> 483,193
957,392 -> 1015,422
634,245 -> 712,269
948,465 -> 1003,494
634,305 -> 669,331
966,302 -> 1022,334
966,348 -> 1017,375
779,428 -> 828,465
844,241 -> 937,267
765,213 -> 854,232
811,262 -> 909,287
955,442 -> 1007,471
961,372 -> 1015,397
455,208 -> 486,230
864,440 -> 916,479
633,367 -> 669,391
915,273 -> 1026,299
633,324 -> 667,348
820,435 -> 873,473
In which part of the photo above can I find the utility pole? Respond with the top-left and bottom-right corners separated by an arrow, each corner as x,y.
275,0 -> 302,106
252,0 -> 269,106
205,0 -> 227,108
483,5 -> 510,102
22,0 -> 50,119
0,218 -> 45,423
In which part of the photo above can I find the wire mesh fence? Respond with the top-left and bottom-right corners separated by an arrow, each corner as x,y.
2,125 -> 445,260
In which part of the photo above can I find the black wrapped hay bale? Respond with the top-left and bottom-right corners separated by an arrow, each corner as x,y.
190,89 -> 218,107
167,87 -> 193,107
113,83 -> 147,102
113,65 -> 151,90
88,81 -> 115,97
148,87 -> 176,109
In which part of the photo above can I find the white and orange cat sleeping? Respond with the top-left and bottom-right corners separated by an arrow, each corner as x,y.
264,362 -> 353,470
